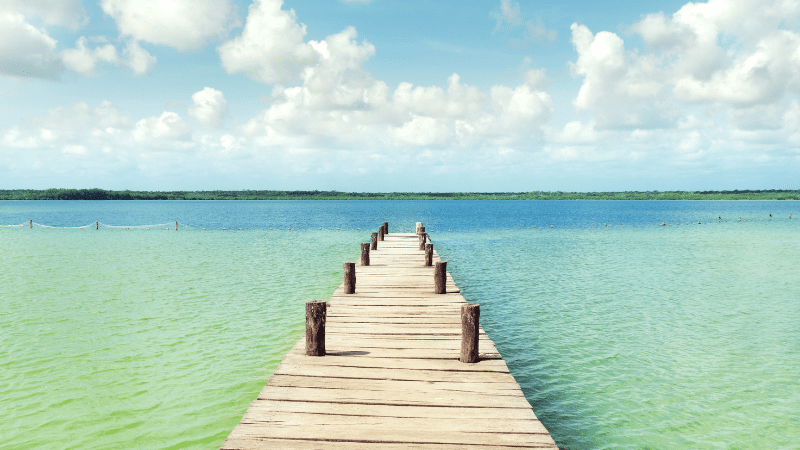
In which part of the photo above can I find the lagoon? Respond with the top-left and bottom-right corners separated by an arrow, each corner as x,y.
2,200 -> 798,449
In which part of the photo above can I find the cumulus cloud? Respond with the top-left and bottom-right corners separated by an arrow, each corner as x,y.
226,0 -> 554,153
60,37 -> 119,76
570,0 -> 800,128
133,112 -> 192,142
100,0 -> 236,50
122,40 -> 156,75
0,13 -> 62,78
3,0 -> 87,28
189,87 -> 227,128
218,0 -> 319,84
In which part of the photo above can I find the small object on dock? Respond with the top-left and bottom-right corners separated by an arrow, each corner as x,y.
460,303 -> 480,363
304,300 -> 326,356
434,261 -> 447,294
343,262 -> 356,294
418,232 -> 427,250
360,243 -> 370,266
425,243 -> 433,266
383,221 -> 389,234
370,232 -> 378,250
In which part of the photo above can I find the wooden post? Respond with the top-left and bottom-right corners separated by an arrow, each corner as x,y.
418,232 -> 427,250
383,221 -> 389,235
416,222 -> 423,233
95,221 -> 98,230
343,262 -> 356,294
425,243 -> 433,266
370,233 -> 378,250
418,226 -> 425,235
305,300 -> 326,356
29,220 -> 32,228
460,303 -> 480,363
378,226 -> 384,242
434,261 -> 447,294
176,221 -> 178,231
360,243 -> 370,266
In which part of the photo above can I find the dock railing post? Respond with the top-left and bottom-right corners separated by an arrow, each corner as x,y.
370,233 -> 378,250
344,262 -> 356,294
378,226 -> 384,241
460,303 -> 480,363
434,261 -> 447,294
418,232 -> 427,250
425,243 -> 433,266
383,221 -> 389,235
305,300 -> 327,356
416,222 -> 423,234
360,243 -> 370,266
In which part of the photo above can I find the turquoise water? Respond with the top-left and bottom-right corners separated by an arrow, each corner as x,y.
2,201 -> 799,449
1,228 -> 359,449
436,221 -> 800,449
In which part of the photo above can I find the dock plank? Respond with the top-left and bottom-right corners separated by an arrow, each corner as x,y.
221,232 -> 557,449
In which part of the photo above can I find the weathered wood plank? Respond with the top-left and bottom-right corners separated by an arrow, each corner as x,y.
221,229 -> 557,449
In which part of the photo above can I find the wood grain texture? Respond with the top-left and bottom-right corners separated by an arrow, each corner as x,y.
221,232 -> 557,449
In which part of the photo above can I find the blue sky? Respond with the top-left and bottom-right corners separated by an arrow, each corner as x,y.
2,0 -> 799,192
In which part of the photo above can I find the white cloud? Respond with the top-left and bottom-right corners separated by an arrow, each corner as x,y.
61,37 -> 119,76
123,40 -> 156,75
218,0 -> 318,84
100,0 -> 236,51
133,112 -> 192,142
0,13 -> 62,79
3,0 -> 87,28
189,87 -> 227,128
569,0 -> 800,130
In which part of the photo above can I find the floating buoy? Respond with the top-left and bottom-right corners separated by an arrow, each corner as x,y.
223,228 -> 227,230
238,228 -> 242,230
550,225 -> 554,228
203,228 -> 206,230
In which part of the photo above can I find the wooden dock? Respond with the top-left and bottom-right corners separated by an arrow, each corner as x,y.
221,231 -> 558,449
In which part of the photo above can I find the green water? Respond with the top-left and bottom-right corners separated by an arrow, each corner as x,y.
436,221 -> 800,450
2,222 -> 799,449
1,229 -> 359,449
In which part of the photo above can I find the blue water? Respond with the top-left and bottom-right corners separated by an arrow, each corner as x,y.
2,200 -> 798,450
1,199 -> 791,230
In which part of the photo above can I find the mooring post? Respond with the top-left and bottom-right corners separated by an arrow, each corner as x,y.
370,233 -> 378,250
418,226 -> 425,236
460,303 -> 480,363
305,300 -> 327,356
418,232 -> 427,250
434,261 -> 447,294
344,262 -> 356,294
383,221 -> 389,235
360,243 -> 370,266
29,220 -> 32,229
425,243 -> 433,266
176,221 -> 178,231
95,221 -> 98,230
378,226 -> 384,242
416,222 -> 423,234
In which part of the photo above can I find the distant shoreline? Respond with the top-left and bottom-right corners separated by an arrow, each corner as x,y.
2,189 -> 800,201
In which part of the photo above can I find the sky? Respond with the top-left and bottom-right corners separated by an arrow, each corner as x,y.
2,0 -> 800,192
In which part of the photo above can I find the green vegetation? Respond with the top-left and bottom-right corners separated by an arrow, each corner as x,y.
1,188 -> 799,200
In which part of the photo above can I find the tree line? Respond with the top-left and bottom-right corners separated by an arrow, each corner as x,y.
1,188 -> 799,201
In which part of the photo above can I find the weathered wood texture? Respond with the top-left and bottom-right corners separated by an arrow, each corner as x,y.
360,243 -> 370,266
221,232 -> 557,449
304,301 -> 326,356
